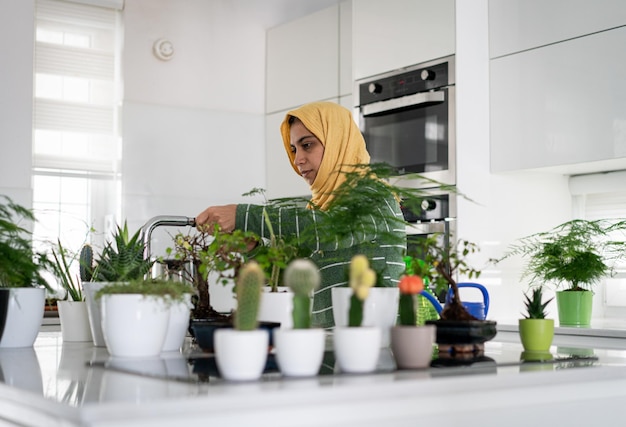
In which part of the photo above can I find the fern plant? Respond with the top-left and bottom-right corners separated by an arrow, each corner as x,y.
89,222 -> 154,282
502,219 -> 626,292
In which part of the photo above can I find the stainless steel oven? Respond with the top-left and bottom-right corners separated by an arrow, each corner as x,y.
355,55 -> 455,188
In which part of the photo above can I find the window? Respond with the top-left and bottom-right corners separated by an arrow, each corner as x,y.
33,0 -> 122,294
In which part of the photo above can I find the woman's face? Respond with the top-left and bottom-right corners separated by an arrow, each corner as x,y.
289,119 -> 325,185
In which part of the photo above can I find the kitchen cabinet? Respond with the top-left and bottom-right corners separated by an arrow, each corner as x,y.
489,0 -> 626,59
265,5 -> 339,114
490,26 -> 626,173
352,0 -> 455,80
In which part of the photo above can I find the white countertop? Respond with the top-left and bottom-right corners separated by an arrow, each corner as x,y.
2,328 -> 626,426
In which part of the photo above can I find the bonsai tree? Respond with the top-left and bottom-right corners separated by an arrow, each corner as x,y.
501,219 -> 626,292
0,195 -> 51,290
167,225 -> 259,320
407,233 -> 486,321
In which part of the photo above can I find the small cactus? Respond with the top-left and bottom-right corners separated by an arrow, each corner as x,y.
523,287 -> 553,319
235,261 -> 264,331
284,259 -> 320,329
348,255 -> 376,327
398,275 -> 425,326
79,244 -> 93,282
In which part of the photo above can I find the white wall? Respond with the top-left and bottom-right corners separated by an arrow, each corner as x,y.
121,0 -> 339,255
0,0 -> 35,209
455,0 -> 572,323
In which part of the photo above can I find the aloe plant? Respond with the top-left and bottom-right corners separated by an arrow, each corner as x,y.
522,287 -> 553,319
90,222 -> 154,282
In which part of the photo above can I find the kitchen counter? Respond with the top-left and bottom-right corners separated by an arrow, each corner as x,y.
2,328 -> 626,426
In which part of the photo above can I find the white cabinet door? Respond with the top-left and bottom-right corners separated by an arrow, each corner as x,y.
489,0 -> 626,58
352,0 -> 455,80
490,26 -> 626,173
266,5 -> 339,114
265,110 -> 311,199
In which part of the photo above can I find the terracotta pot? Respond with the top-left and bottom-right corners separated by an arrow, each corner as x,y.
390,325 -> 435,369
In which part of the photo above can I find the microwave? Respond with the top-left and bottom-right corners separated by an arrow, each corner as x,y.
354,55 -> 456,188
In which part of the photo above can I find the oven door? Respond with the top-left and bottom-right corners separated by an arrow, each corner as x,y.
359,86 -> 455,188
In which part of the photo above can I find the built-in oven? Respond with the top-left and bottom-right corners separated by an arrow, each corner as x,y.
354,55 -> 455,188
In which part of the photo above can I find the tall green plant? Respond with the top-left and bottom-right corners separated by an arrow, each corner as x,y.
501,219 -> 626,291
49,239 -> 84,301
0,195 -> 51,289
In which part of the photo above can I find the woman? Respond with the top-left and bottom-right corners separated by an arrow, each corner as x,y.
196,101 -> 406,328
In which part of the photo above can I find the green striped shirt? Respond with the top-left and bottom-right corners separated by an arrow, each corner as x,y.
235,194 -> 406,328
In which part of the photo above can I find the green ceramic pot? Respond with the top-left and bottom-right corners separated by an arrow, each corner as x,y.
518,318 -> 554,352
556,290 -> 593,327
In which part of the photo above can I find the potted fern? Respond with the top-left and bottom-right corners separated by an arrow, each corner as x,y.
519,287 -> 554,353
83,222 -> 155,347
0,196 -> 52,348
501,218 -> 626,327
273,259 -> 325,377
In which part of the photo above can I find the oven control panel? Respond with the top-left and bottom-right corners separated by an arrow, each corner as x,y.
358,60 -> 450,106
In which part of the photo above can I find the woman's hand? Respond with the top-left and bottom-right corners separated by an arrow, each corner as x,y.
195,204 -> 237,233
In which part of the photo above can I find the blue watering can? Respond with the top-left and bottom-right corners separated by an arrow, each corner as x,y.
419,282 -> 490,320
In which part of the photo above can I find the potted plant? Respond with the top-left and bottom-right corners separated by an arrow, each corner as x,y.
390,273 -> 436,369
501,218 -> 626,327
213,261 -> 268,381
49,239 -> 92,342
332,255 -> 381,374
273,258 -> 325,377
83,222 -> 155,347
408,233 -> 497,353
0,195 -> 52,348
95,278 -> 192,357
519,286 -> 554,353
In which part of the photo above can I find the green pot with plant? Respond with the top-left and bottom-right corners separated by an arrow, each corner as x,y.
519,287 -> 555,352
273,258 -> 325,377
83,222 -> 155,346
49,239 -> 92,342
95,278 -> 192,357
501,219 -> 626,327
0,196 -> 53,348
213,261 -> 269,381
390,274 -> 436,369
332,255 -> 382,374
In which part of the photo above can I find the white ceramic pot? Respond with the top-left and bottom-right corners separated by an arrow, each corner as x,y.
214,329 -> 269,381
161,294 -> 192,352
57,300 -> 93,343
83,282 -> 110,347
258,287 -> 293,329
331,287 -> 399,347
0,288 -> 45,348
100,294 -> 170,358
390,325 -> 435,369
333,326 -> 381,374
274,328 -> 326,377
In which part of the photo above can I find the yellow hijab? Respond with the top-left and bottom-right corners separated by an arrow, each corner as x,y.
280,102 -> 370,211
